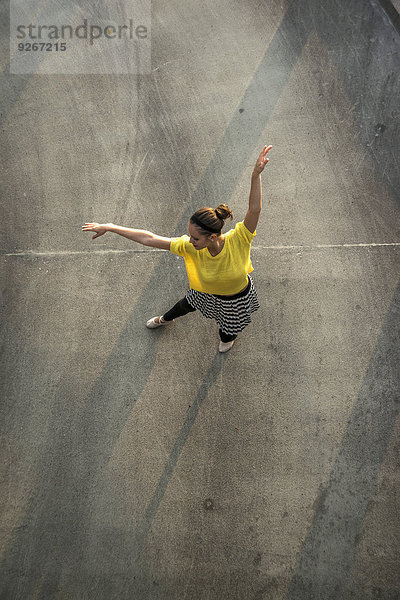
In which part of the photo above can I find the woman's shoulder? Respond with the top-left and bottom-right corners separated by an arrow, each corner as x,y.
226,221 -> 256,243
170,234 -> 194,256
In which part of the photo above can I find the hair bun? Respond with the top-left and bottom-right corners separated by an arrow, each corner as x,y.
215,204 -> 233,222
191,205 -> 233,234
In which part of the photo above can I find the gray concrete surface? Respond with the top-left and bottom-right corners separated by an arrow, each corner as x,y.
1,0 -> 400,599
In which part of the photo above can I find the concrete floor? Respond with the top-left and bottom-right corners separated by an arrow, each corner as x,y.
1,0 -> 400,599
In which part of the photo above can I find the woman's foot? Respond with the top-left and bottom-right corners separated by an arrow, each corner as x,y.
218,340 -> 235,353
146,315 -> 174,328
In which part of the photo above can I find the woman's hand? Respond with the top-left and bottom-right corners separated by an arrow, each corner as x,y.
81,222 -> 110,240
253,145 -> 272,175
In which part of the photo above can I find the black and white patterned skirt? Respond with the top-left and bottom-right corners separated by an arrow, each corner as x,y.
185,275 -> 260,336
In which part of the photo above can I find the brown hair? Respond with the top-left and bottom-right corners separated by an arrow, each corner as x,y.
190,204 -> 233,235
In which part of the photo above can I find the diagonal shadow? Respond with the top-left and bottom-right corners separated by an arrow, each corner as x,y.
3,0 -> 398,597
282,2 -> 400,596
378,0 -> 400,34
307,0 -> 400,209
285,277 -> 400,600
132,352 -> 230,560
0,3 -> 314,598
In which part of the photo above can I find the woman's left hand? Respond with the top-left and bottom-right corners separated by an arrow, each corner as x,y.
253,145 -> 272,175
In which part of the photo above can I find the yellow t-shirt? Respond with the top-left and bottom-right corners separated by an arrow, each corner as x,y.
170,221 -> 256,295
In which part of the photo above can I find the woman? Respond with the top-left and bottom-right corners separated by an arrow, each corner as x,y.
82,144 -> 272,352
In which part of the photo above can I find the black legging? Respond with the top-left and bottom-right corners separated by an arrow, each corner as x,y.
163,297 -> 237,343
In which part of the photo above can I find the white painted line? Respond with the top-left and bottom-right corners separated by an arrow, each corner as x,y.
2,242 -> 400,257
252,242 -> 400,250
1,249 -> 165,257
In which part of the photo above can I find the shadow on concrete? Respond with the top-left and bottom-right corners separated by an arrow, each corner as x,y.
308,0 -> 400,208
1,3 -> 313,595
1,0 -> 400,598
285,278 -> 400,600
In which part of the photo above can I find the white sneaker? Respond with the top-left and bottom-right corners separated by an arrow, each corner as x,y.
146,316 -> 174,329
218,340 -> 235,353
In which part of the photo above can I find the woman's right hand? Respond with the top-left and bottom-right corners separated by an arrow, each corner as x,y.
81,222 -> 110,239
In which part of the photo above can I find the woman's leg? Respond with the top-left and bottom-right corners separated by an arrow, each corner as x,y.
163,297 -> 196,322
219,328 -> 237,343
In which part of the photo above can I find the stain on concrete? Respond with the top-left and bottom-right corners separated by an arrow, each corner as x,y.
203,498 -> 215,511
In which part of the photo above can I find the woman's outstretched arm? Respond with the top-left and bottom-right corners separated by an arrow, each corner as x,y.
244,144 -> 272,233
81,222 -> 171,250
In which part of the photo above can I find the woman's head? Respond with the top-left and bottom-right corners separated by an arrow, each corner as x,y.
188,204 -> 233,249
